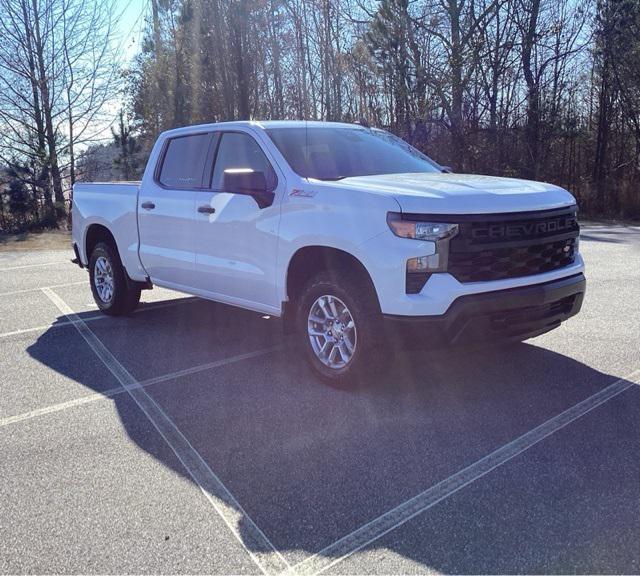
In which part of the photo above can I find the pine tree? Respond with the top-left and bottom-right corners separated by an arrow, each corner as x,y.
112,110 -> 141,181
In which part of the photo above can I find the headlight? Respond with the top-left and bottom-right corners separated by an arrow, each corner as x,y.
386,213 -> 458,241
387,212 -> 460,294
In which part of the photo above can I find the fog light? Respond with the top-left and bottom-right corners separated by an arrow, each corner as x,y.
407,254 -> 441,272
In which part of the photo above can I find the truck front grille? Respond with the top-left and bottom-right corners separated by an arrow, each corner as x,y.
447,208 -> 579,283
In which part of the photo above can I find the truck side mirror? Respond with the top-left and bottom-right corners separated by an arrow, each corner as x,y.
222,169 -> 274,209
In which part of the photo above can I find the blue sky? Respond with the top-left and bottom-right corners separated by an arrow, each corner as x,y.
112,0 -> 147,64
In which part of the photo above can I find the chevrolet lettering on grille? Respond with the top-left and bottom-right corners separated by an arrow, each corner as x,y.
472,215 -> 577,240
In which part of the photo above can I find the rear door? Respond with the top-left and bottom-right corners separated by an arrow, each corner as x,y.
138,132 -> 213,287
192,130 -> 283,312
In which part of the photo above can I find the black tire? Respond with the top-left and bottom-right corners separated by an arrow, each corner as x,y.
296,269 -> 384,386
89,242 -> 141,316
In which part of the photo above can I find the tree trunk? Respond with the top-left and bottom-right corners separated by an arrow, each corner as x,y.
31,0 -> 64,223
449,0 -> 466,170
20,0 -> 54,223
521,0 -> 541,180
593,67 -> 611,212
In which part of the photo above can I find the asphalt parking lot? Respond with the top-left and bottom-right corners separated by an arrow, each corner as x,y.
1,225 -> 639,575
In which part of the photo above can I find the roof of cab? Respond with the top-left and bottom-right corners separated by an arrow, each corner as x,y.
159,119 -> 365,138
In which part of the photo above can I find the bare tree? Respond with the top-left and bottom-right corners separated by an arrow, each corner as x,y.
0,0 -> 119,227
120,0 -> 636,219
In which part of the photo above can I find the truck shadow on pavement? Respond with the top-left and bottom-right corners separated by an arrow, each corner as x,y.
27,297 -> 638,574
580,227 -> 639,244
580,233 -> 627,244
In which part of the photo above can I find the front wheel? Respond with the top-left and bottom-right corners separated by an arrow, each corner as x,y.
297,271 -> 383,385
89,242 -> 141,316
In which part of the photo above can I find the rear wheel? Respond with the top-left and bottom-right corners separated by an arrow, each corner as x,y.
89,242 -> 141,316
297,270 -> 383,385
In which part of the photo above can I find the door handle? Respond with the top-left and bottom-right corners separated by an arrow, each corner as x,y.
198,205 -> 216,214
141,201 -> 155,210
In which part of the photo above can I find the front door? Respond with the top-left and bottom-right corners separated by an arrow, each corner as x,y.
193,130 -> 283,313
138,132 -> 213,288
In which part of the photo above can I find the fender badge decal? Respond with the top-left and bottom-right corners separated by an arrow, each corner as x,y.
290,189 -> 317,198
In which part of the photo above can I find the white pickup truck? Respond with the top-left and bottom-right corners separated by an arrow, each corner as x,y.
72,120 -> 585,383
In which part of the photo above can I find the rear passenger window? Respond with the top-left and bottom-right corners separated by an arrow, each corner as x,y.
211,132 -> 277,191
158,133 -> 211,189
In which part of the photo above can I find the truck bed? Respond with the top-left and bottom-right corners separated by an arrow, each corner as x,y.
72,182 -> 144,279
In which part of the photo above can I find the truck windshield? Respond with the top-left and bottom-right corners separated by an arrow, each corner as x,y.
265,126 -> 442,181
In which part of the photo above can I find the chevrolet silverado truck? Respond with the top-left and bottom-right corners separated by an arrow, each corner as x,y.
72,121 -> 585,383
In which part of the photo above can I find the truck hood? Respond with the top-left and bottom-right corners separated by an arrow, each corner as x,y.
333,173 -> 576,214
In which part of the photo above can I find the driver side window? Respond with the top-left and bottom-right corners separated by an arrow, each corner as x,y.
211,132 -> 277,191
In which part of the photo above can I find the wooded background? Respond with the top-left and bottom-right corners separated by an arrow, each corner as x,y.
1,0 -> 640,232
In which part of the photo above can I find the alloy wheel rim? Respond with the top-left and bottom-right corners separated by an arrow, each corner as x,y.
307,295 -> 357,369
94,256 -> 114,304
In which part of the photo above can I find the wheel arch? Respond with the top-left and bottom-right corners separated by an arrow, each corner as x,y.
84,223 -> 118,262
283,245 -> 380,332
85,224 -> 151,293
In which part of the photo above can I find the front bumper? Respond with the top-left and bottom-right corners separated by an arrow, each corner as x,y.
383,273 -> 586,347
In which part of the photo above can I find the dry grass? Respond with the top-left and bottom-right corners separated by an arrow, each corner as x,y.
0,229 -> 72,252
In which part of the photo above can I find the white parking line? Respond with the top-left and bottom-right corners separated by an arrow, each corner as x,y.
40,287 -> 291,576
0,260 -> 70,271
0,345 -> 284,428
0,392 -> 114,428
0,280 -> 87,298
0,316 -> 102,339
0,297 -> 196,340
136,345 -> 286,388
289,368 -> 640,576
